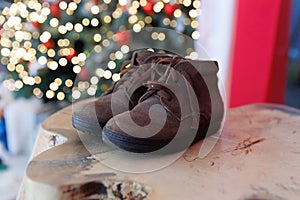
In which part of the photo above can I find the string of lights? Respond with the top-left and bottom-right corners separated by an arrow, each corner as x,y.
0,0 -> 201,102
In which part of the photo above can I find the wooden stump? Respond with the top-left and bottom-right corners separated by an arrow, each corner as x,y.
18,103 -> 300,199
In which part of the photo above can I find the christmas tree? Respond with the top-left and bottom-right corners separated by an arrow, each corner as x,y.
0,0 -> 201,103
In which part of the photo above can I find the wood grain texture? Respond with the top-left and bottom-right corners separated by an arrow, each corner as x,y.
18,103 -> 300,199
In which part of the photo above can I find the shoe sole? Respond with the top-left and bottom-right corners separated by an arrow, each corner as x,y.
102,117 -> 224,154
72,114 -> 105,134
102,127 -> 171,153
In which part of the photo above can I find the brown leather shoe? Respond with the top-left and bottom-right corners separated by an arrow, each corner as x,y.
72,50 -> 181,133
103,58 -> 224,153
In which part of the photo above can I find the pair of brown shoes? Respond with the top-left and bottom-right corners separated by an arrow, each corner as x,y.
72,50 -> 224,153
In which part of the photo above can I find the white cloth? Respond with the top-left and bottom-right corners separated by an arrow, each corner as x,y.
0,85 -> 13,110
197,0 -> 236,97
4,98 -> 42,155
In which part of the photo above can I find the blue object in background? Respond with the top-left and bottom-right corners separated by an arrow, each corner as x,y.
290,0 -> 300,61
0,117 -> 8,152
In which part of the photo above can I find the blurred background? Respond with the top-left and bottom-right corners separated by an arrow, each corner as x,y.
0,0 -> 299,199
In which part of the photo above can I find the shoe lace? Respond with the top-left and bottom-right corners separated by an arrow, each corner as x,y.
139,62 -> 201,129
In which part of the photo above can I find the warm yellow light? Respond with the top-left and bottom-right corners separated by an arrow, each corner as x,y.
40,31 -> 51,43
151,32 -> 158,40
112,73 -> 120,82
7,64 -> 15,72
15,48 -> 26,59
163,18 -> 170,26
58,25 -> 67,34
41,7 -> 51,16
102,39 -> 110,47
112,8 -> 122,19
103,16 -> 111,24
93,33 -> 102,42
72,90 -> 81,99
64,39 -> 70,46
46,90 -> 55,99
33,88 -> 42,97
1,48 -> 10,57
24,41 -> 32,49
94,45 -> 102,53
115,51 -> 123,60
191,20 -> 198,28
27,76 -> 35,86
29,12 -> 39,22
129,7 -> 137,15
71,57 -> 79,65
108,61 -> 116,69
128,15 -> 138,24
35,76 -> 42,84
15,31 -> 24,41
59,58 -> 68,66
48,61 -> 58,70
82,18 -> 90,26
55,78 -> 62,86
91,5 -> 100,14
74,23 -> 83,32
50,82 -> 59,91
78,53 -> 87,62
65,79 -> 73,87
138,20 -> 145,27
174,9 -> 182,18
73,65 -> 81,73
59,1 -> 68,10
193,0 -> 201,9
65,22 -> 73,31
132,1 -> 140,8
170,20 -> 177,27
96,68 -> 105,77
15,80 -> 23,89
133,23 -> 141,32
158,33 -> 165,41
87,87 -> 96,96
66,8 -> 74,15
140,0 -> 147,7
69,2 -> 78,11
57,92 -> 65,101
33,2 -> 42,11
103,70 -> 112,79
90,76 -> 99,85
145,16 -> 152,24
121,45 -> 129,53
15,64 -> 24,73
183,0 -> 192,7
153,2 -> 164,13
191,31 -> 200,40
189,9 -> 198,18
19,71 -> 28,79
47,49 -> 56,57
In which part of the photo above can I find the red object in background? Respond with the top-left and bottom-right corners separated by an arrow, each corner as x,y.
93,0 -> 99,4
42,39 -> 55,49
163,3 -> 178,16
49,2 -> 61,18
229,0 -> 291,107
115,30 -> 131,45
66,50 -> 78,61
78,68 -> 90,81
31,21 -> 41,29
142,1 -> 155,15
